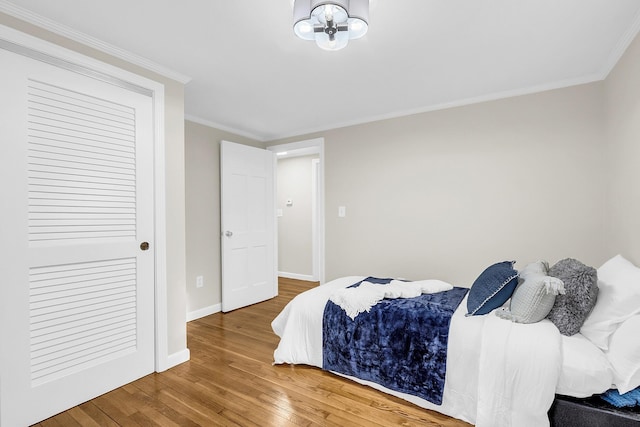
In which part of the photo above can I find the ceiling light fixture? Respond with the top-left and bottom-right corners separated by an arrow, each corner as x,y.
293,0 -> 369,51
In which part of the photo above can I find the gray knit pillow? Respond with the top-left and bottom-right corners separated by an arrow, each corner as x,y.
546,258 -> 599,336
496,261 -> 565,324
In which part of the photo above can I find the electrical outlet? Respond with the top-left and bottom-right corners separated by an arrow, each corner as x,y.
196,275 -> 204,288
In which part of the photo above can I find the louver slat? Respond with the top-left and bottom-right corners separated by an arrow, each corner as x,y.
29,258 -> 138,386
27,79 -> 137,243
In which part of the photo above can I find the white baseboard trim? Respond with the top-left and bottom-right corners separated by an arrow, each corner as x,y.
278,271 -> 316,282
186,303 -> 221,322
161,348 -> 190,371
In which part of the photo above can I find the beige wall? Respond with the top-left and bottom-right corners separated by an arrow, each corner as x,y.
0,13 -> 189,357
270,83 -> 608,286
184,121 -> 263,316
604,31 -> 640,265
277,155 -> 319,277
163,84 -> 187,357
183,34 -> 640,294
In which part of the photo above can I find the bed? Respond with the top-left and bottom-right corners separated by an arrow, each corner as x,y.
272,255 -> 640,427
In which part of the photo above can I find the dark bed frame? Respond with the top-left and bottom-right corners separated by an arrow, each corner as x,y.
549,394 -> 640,426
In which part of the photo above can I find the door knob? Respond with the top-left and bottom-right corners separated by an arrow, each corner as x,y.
140,242 -> 150,251
225,231 -> 233,237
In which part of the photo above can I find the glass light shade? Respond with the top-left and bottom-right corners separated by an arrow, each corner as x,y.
315,30 -> 349,51
312,4 -> 348,25
348,18 -> 368,39
293,20 -> 315,40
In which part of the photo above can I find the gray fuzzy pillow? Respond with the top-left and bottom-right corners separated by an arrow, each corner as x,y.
546,258 -> 599,336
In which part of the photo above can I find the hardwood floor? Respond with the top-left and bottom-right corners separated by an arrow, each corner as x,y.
34,277 -> 471,426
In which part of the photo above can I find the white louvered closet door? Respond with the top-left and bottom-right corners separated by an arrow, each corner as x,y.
0,47 -> 155,427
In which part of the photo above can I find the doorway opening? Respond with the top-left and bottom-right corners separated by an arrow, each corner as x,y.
267,138 -> 325,284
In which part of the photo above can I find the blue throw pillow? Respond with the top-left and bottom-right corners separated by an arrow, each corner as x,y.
467,261 -> 519,316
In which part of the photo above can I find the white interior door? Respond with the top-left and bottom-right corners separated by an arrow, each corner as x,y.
0,47 -> 155,426
220,141 -> 277,312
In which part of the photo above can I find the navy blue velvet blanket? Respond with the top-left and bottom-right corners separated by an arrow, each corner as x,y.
322,277 -> 468,405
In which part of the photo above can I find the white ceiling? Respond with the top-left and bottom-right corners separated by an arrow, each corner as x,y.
3,0 -> 640,141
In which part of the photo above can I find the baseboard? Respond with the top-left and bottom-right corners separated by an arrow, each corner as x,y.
186,303 -> 221,322
162,348 -> 190,371
278,271 -> 316,282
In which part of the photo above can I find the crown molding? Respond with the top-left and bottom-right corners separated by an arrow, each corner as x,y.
0,0 -> 191,84
597,6 -> 640,80
266,73 -> 605,141
191,70 -> 606,142
184,114 -> 266,142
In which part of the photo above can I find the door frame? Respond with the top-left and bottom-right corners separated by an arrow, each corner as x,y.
267,138 -> 325,284
0,24 -> 173,372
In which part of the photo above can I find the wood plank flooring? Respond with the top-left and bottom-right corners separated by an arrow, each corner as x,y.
34,277 -> 472,426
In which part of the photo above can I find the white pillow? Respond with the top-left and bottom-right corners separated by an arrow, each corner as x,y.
495,261 -> 565,324
580,255 -> 640,350
556,333 -> 613,398
607,315 -> 640,394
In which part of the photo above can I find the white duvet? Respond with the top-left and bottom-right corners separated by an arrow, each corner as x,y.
272,276 -> 563,427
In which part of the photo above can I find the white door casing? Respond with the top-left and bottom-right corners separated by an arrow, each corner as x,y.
311,157 -> 320,282
220,141 -> 277,312
0,46 -> 155,426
